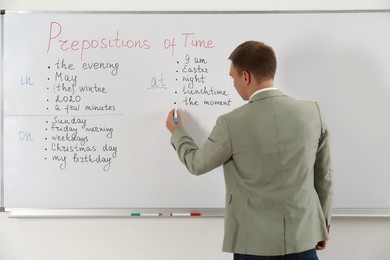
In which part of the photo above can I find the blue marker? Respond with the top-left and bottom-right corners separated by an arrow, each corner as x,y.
131,213 -> 162,217
174,109 -> 179,125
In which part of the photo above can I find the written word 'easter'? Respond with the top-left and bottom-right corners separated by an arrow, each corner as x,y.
182,64 -> 209,74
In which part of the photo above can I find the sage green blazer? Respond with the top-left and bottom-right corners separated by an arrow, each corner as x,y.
171,89 -> 333,256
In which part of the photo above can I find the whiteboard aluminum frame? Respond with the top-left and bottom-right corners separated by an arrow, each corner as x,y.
1,9 -> 390,14
1,9 -> 390,217
5,208 -> 390,218
0,10 -> 5,213
6,208 -> 225,218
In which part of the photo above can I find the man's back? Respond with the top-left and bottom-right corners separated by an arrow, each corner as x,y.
221,89 -> 332,255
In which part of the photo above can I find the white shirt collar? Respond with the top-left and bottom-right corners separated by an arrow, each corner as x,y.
249,87 -> 278,100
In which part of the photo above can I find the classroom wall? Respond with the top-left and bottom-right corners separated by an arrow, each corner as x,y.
1,0 -> 390,260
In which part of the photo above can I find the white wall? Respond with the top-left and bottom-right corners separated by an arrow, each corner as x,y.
1,1 -> 390,260
1,214 -> 390,260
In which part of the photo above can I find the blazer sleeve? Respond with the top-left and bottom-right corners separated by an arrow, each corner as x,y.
314,103 -> 334,227
170,116 -> 232,175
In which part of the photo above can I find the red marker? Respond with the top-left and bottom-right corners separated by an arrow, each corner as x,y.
170,213 -> 202,217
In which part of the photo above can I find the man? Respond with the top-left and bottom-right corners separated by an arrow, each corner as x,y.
166,41 -> 333,260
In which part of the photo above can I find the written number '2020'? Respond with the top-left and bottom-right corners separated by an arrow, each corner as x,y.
55,95 -> 81,103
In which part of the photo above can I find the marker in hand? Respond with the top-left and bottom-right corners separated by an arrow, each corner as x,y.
174,109 -> 179,125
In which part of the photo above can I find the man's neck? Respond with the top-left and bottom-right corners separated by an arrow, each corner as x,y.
246,79 -> 275,100
249,87 -> 277,100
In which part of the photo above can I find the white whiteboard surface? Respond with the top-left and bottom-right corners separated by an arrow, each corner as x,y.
1,11 -> 390,214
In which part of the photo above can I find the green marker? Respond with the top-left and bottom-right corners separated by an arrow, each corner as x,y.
131,213 -> 162,217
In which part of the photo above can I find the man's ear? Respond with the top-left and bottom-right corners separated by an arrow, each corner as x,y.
242,70 -> 251,85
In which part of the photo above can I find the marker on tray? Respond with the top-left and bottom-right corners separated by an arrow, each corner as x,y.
170,213 -> 202,217
131,213 -> 162,217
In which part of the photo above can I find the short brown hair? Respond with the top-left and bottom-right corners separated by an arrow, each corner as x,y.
229,41 -> 277,83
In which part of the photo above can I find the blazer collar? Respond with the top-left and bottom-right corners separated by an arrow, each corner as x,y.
248,89 -> 286,103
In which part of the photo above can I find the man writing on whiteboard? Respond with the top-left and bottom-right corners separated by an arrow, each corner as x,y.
166,41 -> 333,260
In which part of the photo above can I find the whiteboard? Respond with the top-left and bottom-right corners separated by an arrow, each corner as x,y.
1,11 -> 390,215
